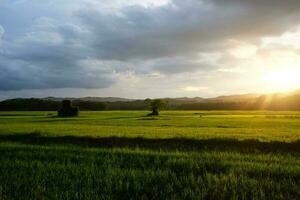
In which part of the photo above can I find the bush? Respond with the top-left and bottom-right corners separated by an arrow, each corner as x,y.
57,100 -> 79,117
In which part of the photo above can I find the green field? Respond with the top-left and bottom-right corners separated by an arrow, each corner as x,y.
0,111 -> 299,199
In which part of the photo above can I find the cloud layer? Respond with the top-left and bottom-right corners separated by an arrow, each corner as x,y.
0,0 -> 300,97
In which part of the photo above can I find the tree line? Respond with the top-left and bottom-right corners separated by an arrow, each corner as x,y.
1,94 -> 300,111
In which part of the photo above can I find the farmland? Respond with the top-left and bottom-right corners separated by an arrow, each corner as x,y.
0,111 -> 299,199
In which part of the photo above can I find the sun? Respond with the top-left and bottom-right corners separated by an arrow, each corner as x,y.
263,67 -> 300,92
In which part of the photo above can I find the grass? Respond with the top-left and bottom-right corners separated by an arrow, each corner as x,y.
0,111 -> 299,199
1,111 -> 300,141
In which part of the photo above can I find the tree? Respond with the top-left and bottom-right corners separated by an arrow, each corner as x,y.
57,100 -> 79,117
144,99 -> 167,116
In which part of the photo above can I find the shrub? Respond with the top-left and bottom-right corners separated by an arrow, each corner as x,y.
57,100 -> 79,117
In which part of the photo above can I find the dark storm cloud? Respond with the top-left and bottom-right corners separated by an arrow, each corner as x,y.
0,0 -> 300,90
0,55 -> 116,91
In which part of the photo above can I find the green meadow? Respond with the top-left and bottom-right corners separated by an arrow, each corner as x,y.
0,111 -> 299,199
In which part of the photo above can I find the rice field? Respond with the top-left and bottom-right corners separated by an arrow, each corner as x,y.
0,111 -> 299,199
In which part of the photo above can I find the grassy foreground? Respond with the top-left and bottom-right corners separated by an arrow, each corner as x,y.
0,111 -> 299,199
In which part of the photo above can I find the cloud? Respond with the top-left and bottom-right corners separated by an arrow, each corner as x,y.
0,25 -> 4,36
0,0 -> 300,92
0,14 -> 117,91
145,56 -> 217,74
0,56 -> 116,91
77,0 -> 300,60
0,25 -> 4,45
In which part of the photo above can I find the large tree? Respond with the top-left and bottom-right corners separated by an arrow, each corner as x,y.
144,99 -> 167,116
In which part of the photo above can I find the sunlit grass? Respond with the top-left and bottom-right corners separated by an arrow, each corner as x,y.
0,111 -> 300,141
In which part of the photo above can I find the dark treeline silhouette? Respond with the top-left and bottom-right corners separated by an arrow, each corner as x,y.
0,98 -> 145,111
0,98 -> 60,111
1,93 -> 300,111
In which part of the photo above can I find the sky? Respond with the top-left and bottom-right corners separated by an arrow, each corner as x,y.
1,0 -> 300,99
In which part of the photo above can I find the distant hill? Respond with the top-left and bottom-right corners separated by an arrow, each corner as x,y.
208,94 -> 261,102
44,97 -> 136,102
